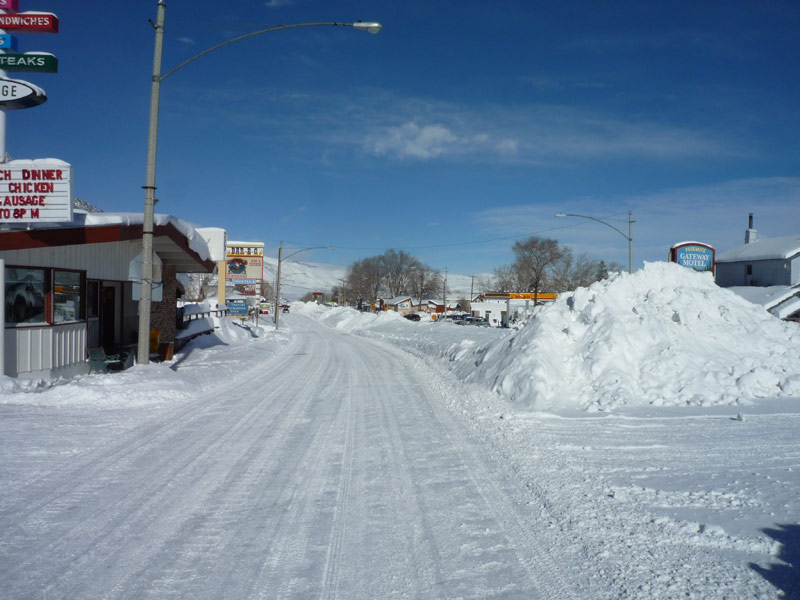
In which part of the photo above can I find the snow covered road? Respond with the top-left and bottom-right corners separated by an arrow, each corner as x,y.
2,305 -> 797,599
1,316 -> 600,599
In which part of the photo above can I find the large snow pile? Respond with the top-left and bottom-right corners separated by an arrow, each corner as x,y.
292,301 -> 406,331
472,262 -> 800,412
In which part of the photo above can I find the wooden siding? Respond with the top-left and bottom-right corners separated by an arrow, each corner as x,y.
5,322 -> 87,377
1,240 -> 140,281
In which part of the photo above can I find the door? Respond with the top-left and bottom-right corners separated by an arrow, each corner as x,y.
101,285 -> 116,348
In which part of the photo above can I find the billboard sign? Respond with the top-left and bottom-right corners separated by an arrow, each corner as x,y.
225,242 -> 264,281
0,12 -> 59,33
0,0 -> 20,11
669,242 -> 715,273
0,53 -> 57,73
0,159 -> 72,222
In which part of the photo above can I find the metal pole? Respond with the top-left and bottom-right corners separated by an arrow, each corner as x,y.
0,12 -> 7,163
274,241 -> 283,330
628,210 -> 633,274
137,0 -> 166,365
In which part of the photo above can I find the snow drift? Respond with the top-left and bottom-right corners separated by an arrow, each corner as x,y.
472,262 -> 800,411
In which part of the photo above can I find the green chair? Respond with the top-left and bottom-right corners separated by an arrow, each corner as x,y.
88,347 -> 122,373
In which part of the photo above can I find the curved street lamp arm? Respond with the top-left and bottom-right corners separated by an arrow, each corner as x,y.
558,213 -> 630,241
283,245 -> 334,262
161,22 -> 377,81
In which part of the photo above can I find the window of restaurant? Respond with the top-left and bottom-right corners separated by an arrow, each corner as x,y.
4,266 -> 86,325
5,267 -> 47,324
53,270 -> 83,323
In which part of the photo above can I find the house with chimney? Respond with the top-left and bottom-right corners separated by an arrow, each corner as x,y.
716,214 -> 800,321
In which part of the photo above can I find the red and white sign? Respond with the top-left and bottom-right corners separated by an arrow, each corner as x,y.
0,159 -> 72,222
0,12 -> 59,33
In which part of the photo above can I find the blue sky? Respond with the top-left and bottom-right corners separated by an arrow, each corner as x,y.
9,0 -> 800,275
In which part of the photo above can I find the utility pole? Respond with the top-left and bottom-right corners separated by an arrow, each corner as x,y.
274,241 -> 283,330
470,275 -> 475,302
443,267 -> 447,320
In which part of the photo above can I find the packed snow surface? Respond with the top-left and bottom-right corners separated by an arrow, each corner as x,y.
1,263 -> 799,598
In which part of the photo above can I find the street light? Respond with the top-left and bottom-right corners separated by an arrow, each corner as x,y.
137,0 -> 381,364
274,241 -> 334,330
555,211 -> 634,274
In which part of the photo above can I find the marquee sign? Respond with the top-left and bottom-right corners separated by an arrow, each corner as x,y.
0,76 -> 46,109
669,242 -> 715,273
0,159 -> 72,222
0,52 -> 57,72
0,12 -> 59,33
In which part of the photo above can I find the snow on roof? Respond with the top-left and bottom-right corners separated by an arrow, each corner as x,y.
729,285 -> 800,320
10,211 -> 213,262
716,234 -> 800,262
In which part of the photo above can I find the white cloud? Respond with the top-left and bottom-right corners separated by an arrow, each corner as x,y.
365,122 -> 459,159
359,98 -> 739,163
264,0 -> 294,7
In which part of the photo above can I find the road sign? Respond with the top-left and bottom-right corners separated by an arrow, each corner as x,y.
0,12 -> 59,33
0,53 -> 57,73
0,76 -> 46,109
0,34 -> 17,50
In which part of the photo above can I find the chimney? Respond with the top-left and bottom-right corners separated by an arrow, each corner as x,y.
745,213 -> 757,244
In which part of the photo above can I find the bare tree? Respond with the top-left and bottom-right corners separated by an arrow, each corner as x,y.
346,256 -> 384,303
381,249 -> 422,298
183,273 -> 215,301
410,265 -> 442,300
510,236 -> 568,302
491,264 -> 517,292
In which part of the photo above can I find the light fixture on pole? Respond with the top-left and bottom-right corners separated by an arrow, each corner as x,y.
274,242 -> 334,330
137,1 -> 381,364
555,211 -> 634,274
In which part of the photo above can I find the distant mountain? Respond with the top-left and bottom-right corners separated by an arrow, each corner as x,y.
73,197 -> 103,214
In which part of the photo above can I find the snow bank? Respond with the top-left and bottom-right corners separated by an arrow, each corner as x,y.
292,301 -> 406,331
472,262 -> 800,411
0,318 -> 286,408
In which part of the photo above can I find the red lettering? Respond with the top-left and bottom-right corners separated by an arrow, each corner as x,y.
0,170 -> 10,180
30,208 -> 39,218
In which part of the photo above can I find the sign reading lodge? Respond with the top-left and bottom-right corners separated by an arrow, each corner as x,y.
0,76 -> 46,109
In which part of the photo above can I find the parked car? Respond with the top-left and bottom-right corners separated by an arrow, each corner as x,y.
470,318 -> 491,327
404,313 -> 421,321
